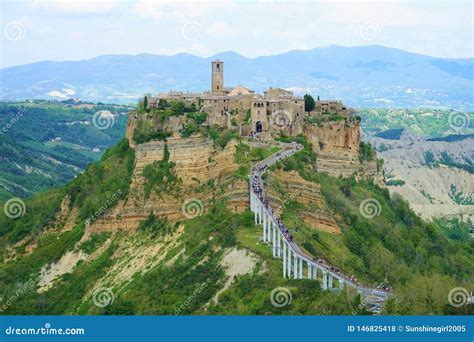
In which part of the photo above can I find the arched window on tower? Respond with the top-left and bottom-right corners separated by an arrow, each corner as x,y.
216,63 -> 220,71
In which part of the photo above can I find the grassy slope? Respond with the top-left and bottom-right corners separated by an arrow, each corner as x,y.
0,137 -> 472,315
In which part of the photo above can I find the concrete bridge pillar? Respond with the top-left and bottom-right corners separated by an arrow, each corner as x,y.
328,274 -> 333,288
287,247 -> 292,278
277,230 -> 281,258
322,271 -> 328,290
254,202 -> 258,224
293,255 -> 298,279
272,222 -> 276,257
263,210 -> 267,241
283,241 -> 287,278
307,262 -> 312,279
339,279 -> 344,290
299,258 -> 303,279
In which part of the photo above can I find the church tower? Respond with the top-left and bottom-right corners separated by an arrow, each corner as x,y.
211,60 -> 224,93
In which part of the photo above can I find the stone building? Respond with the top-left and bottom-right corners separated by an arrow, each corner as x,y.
147,60 -> 351,136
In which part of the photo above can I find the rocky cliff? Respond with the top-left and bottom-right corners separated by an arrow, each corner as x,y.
303,120 -> 383,184
87,135 -> 249,234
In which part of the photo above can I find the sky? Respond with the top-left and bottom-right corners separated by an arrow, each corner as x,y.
0,0 -> 473,68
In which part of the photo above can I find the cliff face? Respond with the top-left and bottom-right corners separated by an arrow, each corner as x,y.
304,121 -> 360,154
301,121 -> 383,184
88,136 -> 248,234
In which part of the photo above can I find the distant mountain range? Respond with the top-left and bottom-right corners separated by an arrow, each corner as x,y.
1,45 -> 473,109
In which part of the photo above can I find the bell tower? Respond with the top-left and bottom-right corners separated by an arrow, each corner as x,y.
211,60 -> 224,93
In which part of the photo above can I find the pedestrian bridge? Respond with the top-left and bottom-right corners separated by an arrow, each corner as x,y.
249,142 -> 390,304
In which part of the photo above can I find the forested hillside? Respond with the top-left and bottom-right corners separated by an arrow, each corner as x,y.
0,101 -> 130,200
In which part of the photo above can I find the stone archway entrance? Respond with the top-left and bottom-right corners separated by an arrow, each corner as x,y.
256,121 -> 263,133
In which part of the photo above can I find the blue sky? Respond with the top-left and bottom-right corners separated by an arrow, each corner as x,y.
1,0 -> 472,68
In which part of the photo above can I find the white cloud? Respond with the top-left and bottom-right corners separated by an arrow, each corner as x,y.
33,0 -> 120,15
47,88 -> 75,99
206,21 -> 238,37
133,0 -> 236,20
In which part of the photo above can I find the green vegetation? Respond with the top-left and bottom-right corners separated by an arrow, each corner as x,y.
233,143 -> 279,180
268,143 -> 474,314
358,141 -> 376,163
66,139 -> 135,221
424,151 -> 435,164
385,179 -> 406,186
374,128 -> 404,140
423,150 -> 474,174
133,129 -> 172,144
142,143 -> 181,199
79,232 -> 111,254
0,138 -> 134,262
1,224 -> 86,306
433,217 -> 473,241
138,213 -> 175,238
0,101 -> 130,200
304,94 -> 315,112
305,113 -> 347,125
428,133 -> 474,142
449,184 -> 474,205
208,127 -> 240,149
0,189 -> 64,244
274,134 -> 317,176
357,108 -> 474,138
180,112 -> 208,138
134,99 -> 205,143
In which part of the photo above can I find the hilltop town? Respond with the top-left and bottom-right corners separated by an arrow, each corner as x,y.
146,60 -> 353,136
126,60 -> 382,182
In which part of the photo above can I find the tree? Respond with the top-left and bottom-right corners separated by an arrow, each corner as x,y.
170,101 -> 185,116
143,96 -> 148,111
304,94 -> 315,112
